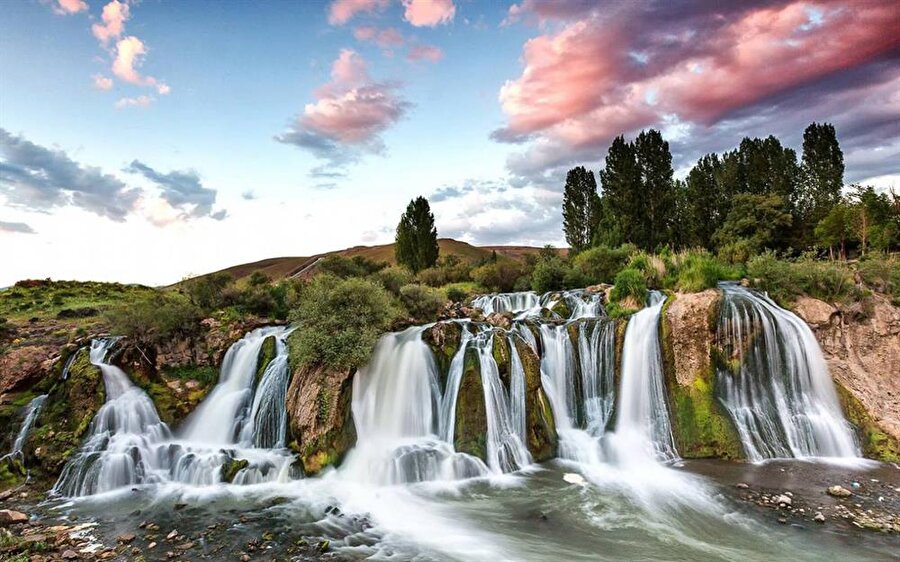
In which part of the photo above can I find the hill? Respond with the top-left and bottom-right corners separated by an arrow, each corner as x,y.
196,239 -> 563,284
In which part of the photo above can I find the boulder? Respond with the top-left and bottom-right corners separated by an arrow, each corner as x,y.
0,509 -> 28,525
827,485 -> 852,498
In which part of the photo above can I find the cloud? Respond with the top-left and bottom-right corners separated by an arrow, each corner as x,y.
92,0 -> 130,45
112,36 -> 168,92
241,190 -> 257,200
496,0 -> 900,183
0,221 -> 36,235
275,49 -> 411,174
52,0 -> 88,15
0,128 -> 141,221
115,95 -> 155,109
127,160 -> 227,221
354,26 -> 405,53
328,0 -> 390,25
402,0 -> 455,27
407,44 -> 443,63
93,74 -> 114,90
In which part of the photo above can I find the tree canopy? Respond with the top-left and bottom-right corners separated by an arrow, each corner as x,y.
395,196 -> 440,273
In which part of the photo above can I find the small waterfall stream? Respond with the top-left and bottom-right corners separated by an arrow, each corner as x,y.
3,394 -> 47,461
716,284 -> 859,461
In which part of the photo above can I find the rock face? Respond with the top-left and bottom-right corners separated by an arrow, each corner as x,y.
512,337 -> 557,461
793,294 -> 900,460
0,345 -> 56,395
662,291 -> 743,459
285,363 -> 356,475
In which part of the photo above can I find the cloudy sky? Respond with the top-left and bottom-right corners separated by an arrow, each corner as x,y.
1,0 -> 897,286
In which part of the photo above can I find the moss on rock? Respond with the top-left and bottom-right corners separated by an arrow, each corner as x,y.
513,337 -> 557,461
835,381 -> 900,462
256,335 -> 277,381
220,458 -> 250,483
454,349 -> 488,460
661,294 -> 743,459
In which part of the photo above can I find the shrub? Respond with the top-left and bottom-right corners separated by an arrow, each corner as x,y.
671,251 -> 741,293
399,283 -> 446,322
181,272 -> 233,311
288,275 -> 400,370
746,252 -> 795,304
416,267 -> 448,287
472,260 -> 525,292
571,244 -> 634,285
318,255 -> 386,278
370,266 -> 413,295
531,258 -> 568,293
610,268 -> 647,306
747,252 -> 856,305
717,239 -> 753,265
444,282 -> 480,303
858,257 -> 900,304
107,293 -> 202,347
628,252 -> 667,288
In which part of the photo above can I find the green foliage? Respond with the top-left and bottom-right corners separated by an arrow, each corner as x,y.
399,283 -> 446,322
799,122 -> 844,229
857,257 -> 900,304
712,193 -> 792,253
106,293 -> 202,346
669,251 -> 740,292
530,257 -> 569,293
370,265 -> 413,295
444,282 -> 481,303
395,196 -> 439,273
716,239 -> 753,265
627,252 -> 667,288
0,279 -> 157,326
471,260 -> 525,292
288,275 -> 400,370
416,256 -> 472,287
747,252 -> 857,305
571,244 -> 635,284
318,254 -> 386,278
562,166 -> 601,253
610,268 -> 647,306
182,272 -> 234,311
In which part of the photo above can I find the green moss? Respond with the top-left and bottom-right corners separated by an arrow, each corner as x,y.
835,382 -> 900,461
454,349 -> 488,460
661,294 -> 743,459
220,458 -> 249,483
513,337 -> 557,461
423,322 -> 462,381
256,335 -> 277,381
298,373 -> 357,475
492,333 -> 511,390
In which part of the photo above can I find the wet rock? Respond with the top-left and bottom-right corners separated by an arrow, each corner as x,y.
0,509 -> 28,525
166,529 -> 179,540
735,483 -> 749,489
776,494 -> 793,507
827,485 -> 853,498
814,512 -> 826,523
148,541 -> 157,549
117,532 -> 136,544
62,550 -> 79,559
485,312 -> 512,329
220,458 -> 249,483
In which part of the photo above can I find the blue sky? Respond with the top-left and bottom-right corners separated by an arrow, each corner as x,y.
1,0 -> 897,285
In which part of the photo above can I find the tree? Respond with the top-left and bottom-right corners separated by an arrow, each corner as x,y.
599,135 -> 641,245
712,193 -> 792,254
814,202 -> 854,260
684,153 -> 728,248
799,122 -> 844,229
562,166 -> 600,253
634,129 -> 676,250
395,196 -> 439,273
851,185 -> 894,255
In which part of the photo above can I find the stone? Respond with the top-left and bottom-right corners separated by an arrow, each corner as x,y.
62,550 -> 79,559
148,542 -> 157,549
814,512 -> 826,523
736,483 -> 749,489
827,485 -> 852,498
0,509 -> 28,525
166,529 -> 179,540
776,494 -> 793,507
118,533 -> 136,544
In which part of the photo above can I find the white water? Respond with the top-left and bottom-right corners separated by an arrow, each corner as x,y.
4,394 -> 47,460
716,284 -> 860,461
472,292 -> 540,315
54,340 -> 172,496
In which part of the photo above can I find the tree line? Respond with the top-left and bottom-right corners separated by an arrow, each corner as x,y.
563,123 -> 900,260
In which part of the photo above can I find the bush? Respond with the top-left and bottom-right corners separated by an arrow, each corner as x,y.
416,267 -> 448,287
370,266 -> 413,295
181,272 -> 233,311
571,244 -> 634,285
399,283 -> 447,322
858,257 -> 900,304
717,239 -> 753,265
628,252 -> 667,288
107,293 -> 202,346
610,268 -> 647,306
670,251 -> 740,293
318,255 -> 386,278
444,282 -> 481,303
472,260 -> 525,292
288,276 -> 400,370
531,258 -> 568,293
747,252 -> 856,305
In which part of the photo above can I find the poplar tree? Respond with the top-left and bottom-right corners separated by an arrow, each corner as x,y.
562,166 -> 600,253
800,122 -> 845,229
395,196 -> 439,273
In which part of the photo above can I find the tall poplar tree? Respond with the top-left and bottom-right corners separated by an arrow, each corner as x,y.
800,122 -> 845,231
395,196 -> 439,273
562,166 -> 600,253
634,129 -> 675,250
599,135 -> 640,245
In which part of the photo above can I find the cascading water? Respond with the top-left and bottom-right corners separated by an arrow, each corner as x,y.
239,334 -> 293,448
472,292 -> 540,315
342,326 -> 488,485
715,283 -> 859,461
54,340 -> 171,497
3,394 -> 47,461
606,291 -> 678,464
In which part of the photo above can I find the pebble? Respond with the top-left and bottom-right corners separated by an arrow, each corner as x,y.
148,541 -> 157,549
736,483 -> 749,489
814,512 -> 826,523
166,529 -> 179,540
776,494 -> 793,507
118,532 -> 136,544
62,550 -> 79,559
827,485 -> 852,498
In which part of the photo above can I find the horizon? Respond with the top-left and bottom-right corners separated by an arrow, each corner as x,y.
2,0 -> 898,286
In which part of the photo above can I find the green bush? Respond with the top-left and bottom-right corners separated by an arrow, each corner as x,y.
399,283 -> 447,322
318,255 -> 386,278
571,244 -> 634,285
628,252 -> 667,288
610,268 -> 647,306
107,293 -> 202,346
717,239 -> 753,265
288,275 -> 400,370
471,260 -> 525,292
671,251 -> 740,293
181,272 -> 233,311
858,257 -> 900,304
747,252 -> 856,305
370,266 -> 414,295
444,282 -> 480,303
531,258 -> 568,293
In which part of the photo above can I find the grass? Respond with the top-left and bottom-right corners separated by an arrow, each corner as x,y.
0,280 -> 158,325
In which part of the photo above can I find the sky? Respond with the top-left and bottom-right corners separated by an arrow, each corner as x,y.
0,0 -> 898,286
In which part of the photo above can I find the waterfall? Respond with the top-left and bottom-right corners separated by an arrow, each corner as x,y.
342,326 -> 488,485
576,320 -> 616,437
53,339 -> 172,497
472,292 -> 540,315
3,394 -> 47,460
608,291 -> 678,464
715,284 -> 859,461
239,333 -> 293,448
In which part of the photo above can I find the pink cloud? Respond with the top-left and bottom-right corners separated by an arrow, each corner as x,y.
111,35 -> 169,94
402,0 -> 455,27
276,49 -> 410,165
407,44 -> 443,63
496,0 -> 900,154
92,0 -> 130,45
328,0 -> 390,25
93,74 -> 113,90
353,26 -> 405,51
54,0 -> 88,15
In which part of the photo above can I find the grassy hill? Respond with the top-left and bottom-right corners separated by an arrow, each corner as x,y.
198,239 -> 562,284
